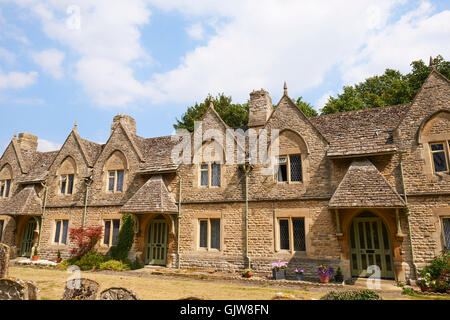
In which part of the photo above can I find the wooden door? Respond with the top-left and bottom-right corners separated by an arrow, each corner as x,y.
146,217 -> 168,265
20,219 -> 37,257
349,216 -> 394,279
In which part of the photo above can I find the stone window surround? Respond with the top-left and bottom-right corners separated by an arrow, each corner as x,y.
102,151 -> 128,194
197,162 -> 222,188
432,207 -> 450,254
59,174 -> 74,196
0,179 -> 11,198
193,212 -> 224,253
57,157 -> 77,196
275,154 -> 303,184
48,215 -> 70,248
53,219 -> 69,245
0,164 -> 12,199
107,170 -> 125,193
102,218 -> 121,247
274,208 -> 311,256
428,141 -> 450,174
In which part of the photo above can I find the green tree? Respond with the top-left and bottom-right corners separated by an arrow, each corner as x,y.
174,93 -> 249,132
111,214 -> 135,261
321,55 -> 450,115
295,96 -> 318,117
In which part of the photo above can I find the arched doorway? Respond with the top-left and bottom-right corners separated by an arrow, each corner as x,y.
145,215 -> 168,265
20,218 -> 37,257
349,211 -> 394,279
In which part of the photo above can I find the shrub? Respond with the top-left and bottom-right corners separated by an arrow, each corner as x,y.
68,226 -> 104,258
418,250 -> 450,292
74,251 -> 106,271
99,260 -> 131,271
111,214 -> 135,261
321,289 -> 382,300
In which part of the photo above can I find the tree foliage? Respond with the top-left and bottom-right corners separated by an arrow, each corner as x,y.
111,213 -> 135,261
68,226 -> 103,258
321,55 -> 450,114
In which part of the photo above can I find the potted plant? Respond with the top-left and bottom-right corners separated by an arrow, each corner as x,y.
56,250 -> 62,263
417,270 -> 432,292
318,264 -> 333,283
334,267 -> 344,283
271,260 -> 287,280
242,269 -> 253,278
31,247 -> 39,261
295,268 -> 304,281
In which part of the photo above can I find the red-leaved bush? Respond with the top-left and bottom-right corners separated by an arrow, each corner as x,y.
68,226 -> 104,258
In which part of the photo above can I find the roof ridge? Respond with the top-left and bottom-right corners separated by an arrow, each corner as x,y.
311,103 -> 410,120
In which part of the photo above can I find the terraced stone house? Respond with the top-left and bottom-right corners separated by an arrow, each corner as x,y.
0,66 -> 449,282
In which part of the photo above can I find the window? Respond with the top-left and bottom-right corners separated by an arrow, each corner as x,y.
0,179 -> 11,198
443,218 -> 450,250
276,155 -> 302,183
60,174 -> 74,195
199,163 -> 221,187
54,220 -> 69,245
104,219 -> 120,246
108,170 -> 124,192
198,218 -> 221,250
0,220 -> 4,241
430,142 -> 449,173
277,217 -> 306,252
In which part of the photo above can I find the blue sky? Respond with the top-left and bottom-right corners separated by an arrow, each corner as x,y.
0,0 -> 449,153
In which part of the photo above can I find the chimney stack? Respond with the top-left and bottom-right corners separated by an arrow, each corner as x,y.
247,89 -> 273,128
111,114 -> 137,135
17,132 -> 38,152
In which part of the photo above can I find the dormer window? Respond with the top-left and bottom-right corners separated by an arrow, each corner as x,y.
60,174 -> 74,195
108,170 -> 124,192
200,163 -> 221,187
0,180 -> 11,198
0,164 -> 12,198
430,142 -> 449,173
276,155 -> 302,183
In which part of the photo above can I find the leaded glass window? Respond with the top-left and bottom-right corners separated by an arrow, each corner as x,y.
112,219 -> 120,245
211,163 -> 221,187
60,174 -> 74,195
430,143 -> 448,173
108,170 -> 124,192
290,155 -> 302,182
0,180 -> 11,198
279,219 -> 290,250
210,219 -> 220,249
277,157 -> 287,182
54,220 -> 69,244
0,220 -> 3,241
103,219 -> 120,246
200,164 -> 209,186
293,218 -> 306,251
104,220 -> 111,245
443,218 -> 450,250
199,220 -> 208,248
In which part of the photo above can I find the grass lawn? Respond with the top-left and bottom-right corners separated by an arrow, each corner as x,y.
9,266 -> 324,300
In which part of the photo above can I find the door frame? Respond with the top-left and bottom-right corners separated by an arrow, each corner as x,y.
20,218 -> 37,257
145,215 -> 169,266
348,212 -> 395,279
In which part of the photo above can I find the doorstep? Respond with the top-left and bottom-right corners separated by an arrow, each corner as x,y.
351,278 -> 402,292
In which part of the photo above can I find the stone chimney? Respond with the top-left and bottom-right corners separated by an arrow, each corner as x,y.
111,114 -> 137,135
17,132 -> 38,152
248,89 -> 273,128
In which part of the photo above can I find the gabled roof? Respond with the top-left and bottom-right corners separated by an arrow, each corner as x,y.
134,135 -> 182,172
0,185 -> 42,215
329,159 -> 406,208
19,151 -> 58,183
120,175 -> 178,213
311,104 -> 410,157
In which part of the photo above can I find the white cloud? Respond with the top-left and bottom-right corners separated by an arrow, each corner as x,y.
316,91 -> 334,111
37,138 -> 61,152
31,49 -> 65,79
186,22 -> 205,40
0,47 -> 15,65
0,69 -> 38,89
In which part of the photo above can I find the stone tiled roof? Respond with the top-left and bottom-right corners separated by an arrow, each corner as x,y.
310,104 -> 411,157
329,159 -> 406,208
0,185 -> 42,215
134,135 -> 182,172
78,136 -> 103,167
120,175 -> 178,213
18,151 -> 58,183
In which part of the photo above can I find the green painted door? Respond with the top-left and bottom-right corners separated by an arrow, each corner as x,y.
20,219 -> 37,257
349,216 -> 395,279
146,217 -> 168,265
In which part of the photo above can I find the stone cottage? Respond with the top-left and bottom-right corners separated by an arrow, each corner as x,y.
0,65 -> 449,282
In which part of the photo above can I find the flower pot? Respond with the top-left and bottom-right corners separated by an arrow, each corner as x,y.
31,255 -> 39,261
334,275 -> 344,283
273,269 -> 286,280
419,285 -> 430,292
56,258 -> 62,263
296,274 -> 304,281
319,274 -> 330,283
